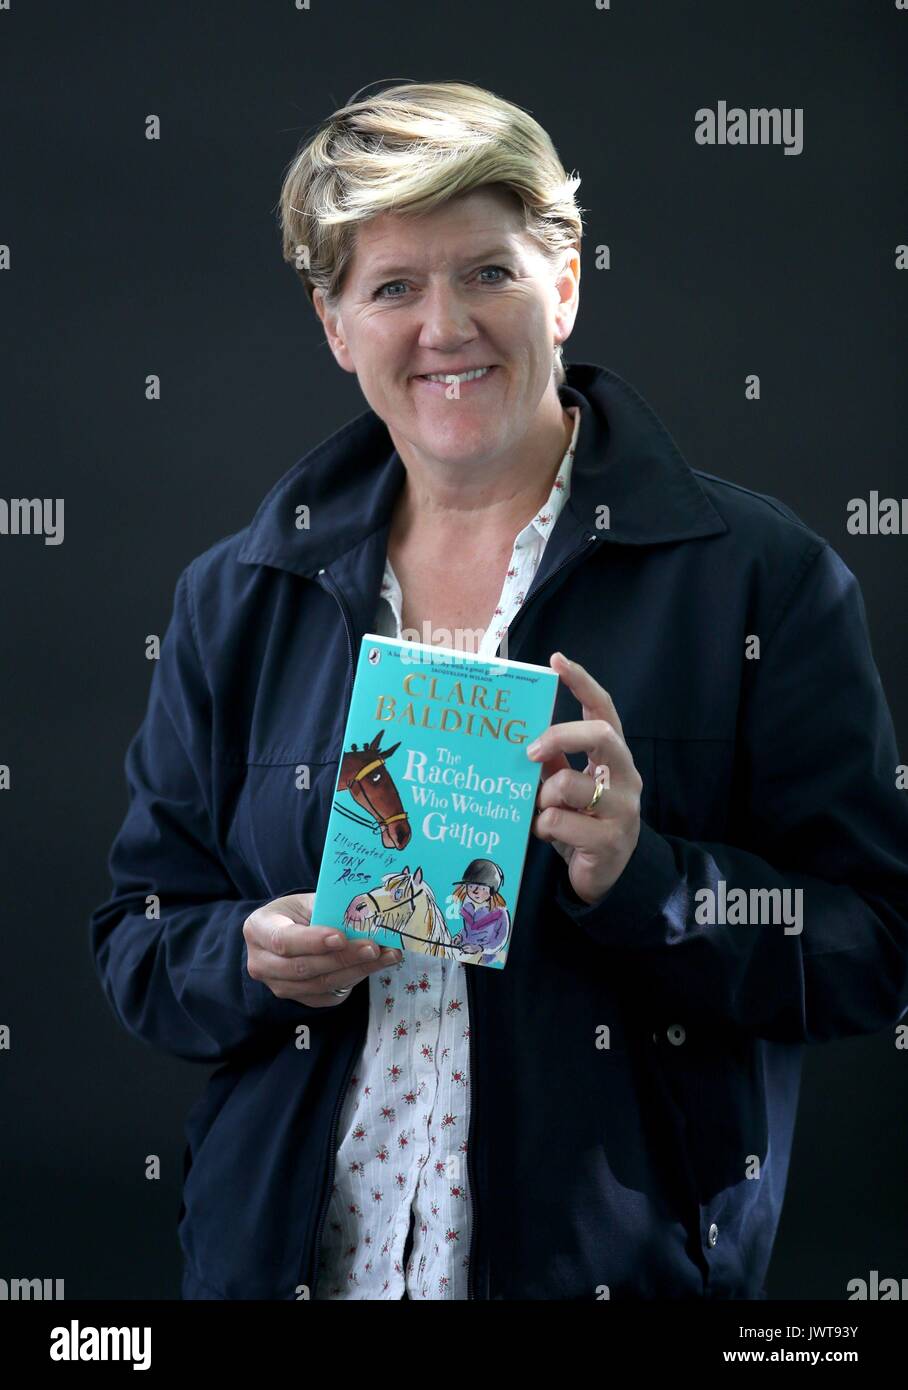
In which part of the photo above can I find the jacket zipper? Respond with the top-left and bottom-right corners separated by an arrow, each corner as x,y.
502,532 -> 598,656
469,530 -> 597,1299
310,536 -> 599,1301
317,568 -> 357,698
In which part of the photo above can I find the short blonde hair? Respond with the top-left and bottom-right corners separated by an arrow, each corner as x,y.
277,80 -> 584,386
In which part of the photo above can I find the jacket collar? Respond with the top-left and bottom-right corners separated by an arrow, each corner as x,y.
237,362 -> 727,579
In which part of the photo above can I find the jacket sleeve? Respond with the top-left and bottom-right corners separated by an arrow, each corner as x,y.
90,562 -> 325,1065
554,541 -> 908,1044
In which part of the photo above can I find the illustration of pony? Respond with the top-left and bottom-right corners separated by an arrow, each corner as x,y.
334,729 -> 411,850
343,866 -> 458,958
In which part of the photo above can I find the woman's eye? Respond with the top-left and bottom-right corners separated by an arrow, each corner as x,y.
476,265 -> 510,284
373,266 -> 511,299
374,280 -> 407,299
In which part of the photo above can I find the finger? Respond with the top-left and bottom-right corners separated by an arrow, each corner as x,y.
537,749 -> 571,784
533,800 -> 630,854
533,755 -> 571,819
253,951 -> 398,996
313,938 -> 395,975
245,912 -> 353,958
536,766 -> 619,816
548,653 -> 625,739
294,968 -> 374,998
251,940 -> 400,983
528,718 -> 635,782
304,992 -> 358,1008
310,952 -> 403,993
271,978 -> 362,1009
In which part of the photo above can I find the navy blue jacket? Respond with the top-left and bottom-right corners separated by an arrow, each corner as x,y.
90,363 -> 908,1300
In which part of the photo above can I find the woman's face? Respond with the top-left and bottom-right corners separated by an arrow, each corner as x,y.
467,883 -> 491,905
313,185 -> 580,468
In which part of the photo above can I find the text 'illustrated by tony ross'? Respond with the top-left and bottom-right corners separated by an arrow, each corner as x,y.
310,635 -> 558,969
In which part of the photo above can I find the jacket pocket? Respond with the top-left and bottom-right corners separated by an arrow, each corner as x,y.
226,755 -> 339,899
649,1022 -> 768,1201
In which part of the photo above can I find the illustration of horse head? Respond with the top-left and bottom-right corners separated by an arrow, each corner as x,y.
335,729 -> 411,849
344,865 -> 457,958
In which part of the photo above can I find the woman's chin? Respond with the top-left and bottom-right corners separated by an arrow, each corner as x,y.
410,417 -> 508,465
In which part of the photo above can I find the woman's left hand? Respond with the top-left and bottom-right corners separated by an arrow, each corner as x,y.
526,652 -> 642,907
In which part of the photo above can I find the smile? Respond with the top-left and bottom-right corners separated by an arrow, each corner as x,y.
414,366 -> 497,386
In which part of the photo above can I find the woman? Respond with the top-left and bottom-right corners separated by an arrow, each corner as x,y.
90,80 -> 908,1301
450,860 -> 512,967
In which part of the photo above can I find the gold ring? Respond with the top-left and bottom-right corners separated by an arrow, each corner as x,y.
582,771 -> 606,815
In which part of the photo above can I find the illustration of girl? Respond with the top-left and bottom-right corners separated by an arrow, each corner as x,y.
450,858 -> 510,966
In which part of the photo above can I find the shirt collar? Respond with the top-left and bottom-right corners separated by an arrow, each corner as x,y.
518,403 -> 580,548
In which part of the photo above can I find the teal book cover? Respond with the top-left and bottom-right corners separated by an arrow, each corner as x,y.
310,634 -> 559,969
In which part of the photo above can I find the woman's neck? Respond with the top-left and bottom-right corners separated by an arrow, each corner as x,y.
388,404 -> 575,555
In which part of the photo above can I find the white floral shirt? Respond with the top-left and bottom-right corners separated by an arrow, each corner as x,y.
314,406 -> 580,1300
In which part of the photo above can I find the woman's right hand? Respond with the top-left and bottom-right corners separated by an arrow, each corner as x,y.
243,891 -> 401,1008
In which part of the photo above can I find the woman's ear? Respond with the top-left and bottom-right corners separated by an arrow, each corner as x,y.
553,246 -> 581,351
312,288 -> 356,374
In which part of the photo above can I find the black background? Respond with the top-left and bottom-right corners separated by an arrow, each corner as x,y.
1,0 -> 905,1298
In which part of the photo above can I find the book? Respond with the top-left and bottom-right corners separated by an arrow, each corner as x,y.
310,633 -> 559,969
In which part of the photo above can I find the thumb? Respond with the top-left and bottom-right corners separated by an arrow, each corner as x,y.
273,890 -> 315,925
293,891 -> 316,924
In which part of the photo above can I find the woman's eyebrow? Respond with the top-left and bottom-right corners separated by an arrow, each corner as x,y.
366,245 -> 519,279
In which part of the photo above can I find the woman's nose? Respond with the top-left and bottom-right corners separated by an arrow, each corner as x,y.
417,282 -> 476,349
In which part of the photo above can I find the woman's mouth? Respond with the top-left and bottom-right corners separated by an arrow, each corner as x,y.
413,365 -> 498,391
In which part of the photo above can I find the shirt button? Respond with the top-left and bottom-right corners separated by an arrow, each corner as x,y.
667,1024 -> 686,1046
707,1223 -> 719,1248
